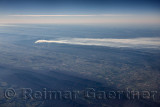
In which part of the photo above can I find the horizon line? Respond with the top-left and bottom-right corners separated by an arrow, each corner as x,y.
9,14 -> 134,17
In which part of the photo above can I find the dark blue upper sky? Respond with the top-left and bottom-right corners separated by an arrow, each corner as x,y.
0,0 -> 160,25
0,0 -> 160,15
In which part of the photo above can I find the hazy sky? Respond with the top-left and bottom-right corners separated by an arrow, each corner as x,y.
0,0 -> 160,24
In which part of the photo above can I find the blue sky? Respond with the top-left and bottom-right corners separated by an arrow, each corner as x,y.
0,0 -> 160,14
0,0 -> 160,24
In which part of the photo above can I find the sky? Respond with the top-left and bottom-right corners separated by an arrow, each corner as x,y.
0,0 -> 160,25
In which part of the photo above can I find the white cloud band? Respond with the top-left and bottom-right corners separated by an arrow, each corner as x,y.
35,37 -> 160,49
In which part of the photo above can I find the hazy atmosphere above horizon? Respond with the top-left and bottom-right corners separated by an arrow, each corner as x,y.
0,0 -> 160,25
